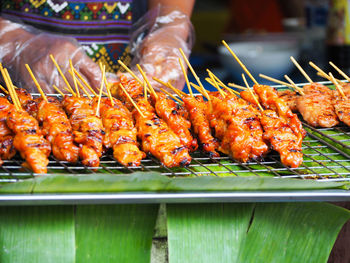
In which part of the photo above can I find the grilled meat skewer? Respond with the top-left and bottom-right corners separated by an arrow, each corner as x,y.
152,92 -> 198,152
134,99 -> 192,167
62,96 -> 104,167
332,84 -> 350,126
0,97 -> 16,165
94,97 -> 145,166
6,108 -> 51,173
183,95 -> 219,157
210,94 -> 269,162
37,97 -> 79,163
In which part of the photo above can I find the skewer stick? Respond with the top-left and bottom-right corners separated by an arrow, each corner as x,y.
68,70 -> 92,99
242,73 -> 263,111
190,82 -> 209,99
222,40 -> 259,85
70,60 -> 80,97
0,67 -> 19,110
329,61 -> 350,82
95,65 -> 105,117
290,56 -> 313,83
178,57 -> 193,97
228,83 -> 246,90
178,48 -> 210,102
72,68 -> 98,97
136,64 -> 156,99
97,63 -> 114,105
25,64 -> 48,102
309,62 -> 328,79
208,73 -> 226,98
0,84 -> 9,94
4,68 -> 21,110
118,60 -> 143,84
283,75 -> 305,96
49,54 -> 75,95
159,87 -> 183,104
52,85 -> 65,96
258,74 -> 294,88
152,77 -> 185,97
206,69 -> 235,92
329,72 -> 346,99
119,83 -> 145,118
206,77 -> 240,95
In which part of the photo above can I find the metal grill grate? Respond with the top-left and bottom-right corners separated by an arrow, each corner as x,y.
0,84 -> 350,183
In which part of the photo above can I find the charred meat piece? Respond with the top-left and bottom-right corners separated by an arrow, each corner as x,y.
114,75 -> 144,110
37,97 -> 79,163
183,95 -> 219,157
134,99 -> 191,167
332,84 -> 350,126
94,97 -> 145,166
153,92 -> 198,152
62,96 -> 104,167
278,90 -> 299,112
8,88 -> 39,118
261,110 -> 303,168
0,97 -> 16,165
297,83 -> 339,127
210,95 -> 269,162
6,109 -> 51,173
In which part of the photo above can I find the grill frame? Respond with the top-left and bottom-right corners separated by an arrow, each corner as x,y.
0,81 -> 350,204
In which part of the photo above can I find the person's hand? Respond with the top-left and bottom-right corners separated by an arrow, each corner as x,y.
0,18 -> 102,94
129,10 -> 194,91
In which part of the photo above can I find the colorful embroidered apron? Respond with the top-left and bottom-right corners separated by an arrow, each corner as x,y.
1,0 -> 134,73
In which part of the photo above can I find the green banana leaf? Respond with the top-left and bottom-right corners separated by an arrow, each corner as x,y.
167,202 -> 350,263
0,172 -> 348,193
0,204 -> 158,263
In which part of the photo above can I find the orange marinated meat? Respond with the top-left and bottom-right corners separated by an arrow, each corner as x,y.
183,95 -> 219,157
94,97 -> 145,166
134,99 -> 191,167
153,92 -> 198,152
6,109 -> 51,173
296,83 -> 339,127
0,97 -> 16,165
62,96 -> 103,167
210,94 -> 268,162
37,97 -> 79,163
332,84 -> 350,126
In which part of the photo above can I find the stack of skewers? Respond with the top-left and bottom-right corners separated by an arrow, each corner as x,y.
0,40 -> 348,174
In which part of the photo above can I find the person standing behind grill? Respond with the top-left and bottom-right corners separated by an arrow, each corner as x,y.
0,0 -> 195,93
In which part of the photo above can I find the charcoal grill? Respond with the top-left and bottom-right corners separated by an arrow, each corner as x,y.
1,81 -> 350,204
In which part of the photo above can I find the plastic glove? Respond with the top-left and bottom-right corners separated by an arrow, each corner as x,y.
0,18 -> 104,94
129,7 -> 195,92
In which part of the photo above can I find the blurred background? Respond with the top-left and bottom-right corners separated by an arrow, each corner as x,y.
188,0 -> 337,91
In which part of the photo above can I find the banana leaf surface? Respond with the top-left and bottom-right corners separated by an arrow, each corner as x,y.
0,172 -> 348,193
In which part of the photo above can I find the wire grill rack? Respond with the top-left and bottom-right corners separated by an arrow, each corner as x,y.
0,83 -> 350,184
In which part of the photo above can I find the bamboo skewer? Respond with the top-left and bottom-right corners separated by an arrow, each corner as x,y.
52,85 -> 65,96
329,72 -> 346,99
206,78 -> 240,95
309,62 -> 328,79
179,58 -> 193,97
222,40 -> 259,85
178,48 -> 210,102
206,69 -> 240,95
228,82 -> 246,90
0,66 -> 18,110
72,68 -> 98,97
190,82 -> 209,100
68,70 -> 92,99
0,84 -> 8,94
136,64 -> 157,99
49,54 -> 76,95
4,68 -> 21,110
258,74 -> 294,88
329,61 -> 350,83
242,73 -> 263,111
208,73 -> 226,98
118,60 -> 143,84
159,87 -> 184,104
69,60 -> 80,98
283,75 -> 305,96
25,64 -> 48,102
290,56 -> 313,83
119,83 -> 145,118
95,65 -> 105,117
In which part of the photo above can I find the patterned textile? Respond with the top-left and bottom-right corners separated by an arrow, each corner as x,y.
1,0 -> 134,73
